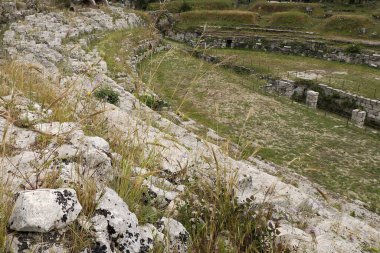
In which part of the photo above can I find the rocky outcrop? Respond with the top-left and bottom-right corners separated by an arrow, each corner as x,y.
1,5 -> 380,253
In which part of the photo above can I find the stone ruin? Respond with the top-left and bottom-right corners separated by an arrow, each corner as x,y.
306,90 -> 319,109
351,109 -> 367,128
265,79 -> 380,128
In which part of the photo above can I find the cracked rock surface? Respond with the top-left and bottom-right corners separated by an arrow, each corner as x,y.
90,187 -> 154,253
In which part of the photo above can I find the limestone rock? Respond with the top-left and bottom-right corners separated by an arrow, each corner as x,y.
6,230 -> 68,253
8,188 -> 82,232
157,217 -> 189,253
90,187 -> 154,253
34,122 -> 78,136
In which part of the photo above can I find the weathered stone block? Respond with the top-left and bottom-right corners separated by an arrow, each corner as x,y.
351,109 -> 366,127
306,90 -> 319,109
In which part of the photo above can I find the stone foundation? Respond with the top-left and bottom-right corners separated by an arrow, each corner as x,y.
266,79 -> 380,127
169,31 -> 380,69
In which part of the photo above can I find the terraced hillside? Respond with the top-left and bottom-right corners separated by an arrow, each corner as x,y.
151,0 -> 380,41
0,1 -> 379,253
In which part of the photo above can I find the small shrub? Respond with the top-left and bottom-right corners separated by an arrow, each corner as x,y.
345,44 -> 361,54
139,94 -> 168,110
177,169 -> 281,252
94,86 -> 120,105
294,78 -> 316,88
179,1 -> 192,12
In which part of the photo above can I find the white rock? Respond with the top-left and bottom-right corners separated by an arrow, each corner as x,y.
8,188 -> 82,232
91,187 -> 153,253
34,122 -> 78,136
157,217 -> 189,253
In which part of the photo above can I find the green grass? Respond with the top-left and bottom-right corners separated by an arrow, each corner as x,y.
322,14 -> 377,36
148,0 -> 234,13
249,2 -> 324,17
178,166 -> 280,252
88,27 -> 158,78
268,11 -> 312,29
207,48 -> 380,99
175,10 -> 259,30
139,44 -> 380,213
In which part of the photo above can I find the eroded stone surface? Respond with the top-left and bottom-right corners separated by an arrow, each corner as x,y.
157,217 -> 189,253
9,188 -> 82,232
90,187 -> 154,253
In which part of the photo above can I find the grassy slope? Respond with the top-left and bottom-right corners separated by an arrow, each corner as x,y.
139,45 -> 380,213
175,10 -> 259,29
148,0 -> 234,12
208,48 -> 380,99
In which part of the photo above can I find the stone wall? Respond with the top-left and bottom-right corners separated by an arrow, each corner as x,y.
266,79 -> 380,127
169,31 -> 380,69
179,48 -> 380,127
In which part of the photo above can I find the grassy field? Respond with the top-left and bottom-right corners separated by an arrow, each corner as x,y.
139,44 -> 380,213
207,48 -> 380,99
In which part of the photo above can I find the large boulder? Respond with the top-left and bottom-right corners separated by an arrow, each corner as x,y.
8,188 -> 82,232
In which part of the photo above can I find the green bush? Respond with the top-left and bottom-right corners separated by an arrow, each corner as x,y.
94,86 -> 120,105
269,11 -> 311,28
179,1 -> 192,12
345,44 -> 361,54
139,94 -> 168,110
